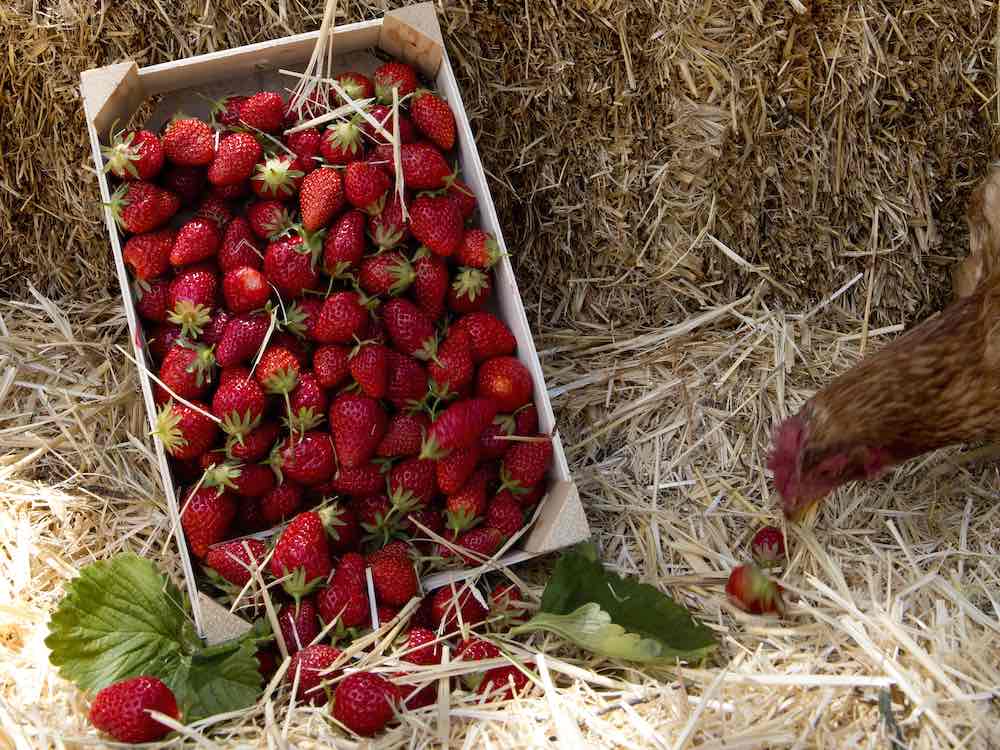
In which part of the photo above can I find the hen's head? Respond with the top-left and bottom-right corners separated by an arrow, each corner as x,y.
768,414 -> 889,520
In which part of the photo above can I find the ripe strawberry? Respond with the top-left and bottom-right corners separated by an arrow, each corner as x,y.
257,648 -> 279,679
428,327 -> 474,396
383,298 -> 436,360
454,526 -> 503,565
134,278 -> 171,323
349,343 -> 390,398
388,457 -> 437,512
123,229 -> 174,280
328,462 -> 384,498
444,175 -> 477,219
485,494 -> 524,540
401,507 -> 443,539
299,167 -> 345,232
222,266 -> 269,313
400,627 -> 441,667
207,132 -> 263,186
375,61 -> 418,103
251,153 -> 306,199
157,340 -> 215,401
166,266 -> 217,338
108,181 -> 179,234
168,218 -> 221,267
448,268 -> 492,313
444,471 -> 488,533
260,481 -> 304,524
354,494 -> 400,545
247,199 -> 294,240
320,119 -> 365,165
359,251 -> 414,297
255,345 -> 301,395
278,597 -> 320,655
478,665 -> 531,700
329,394 -> 387,467
102,128 -> 165,181
269,510 -> 333,601
89,676 -> 179,743
343,160 -> 390,211
386,352 -> 429,410
194,195 -> 234,229
726,564 -> 785,615
364,104 -> 418,145
215,311 -> 269,367
153,400 -> 218,460
409,252 -> 447,322
478,418 -> 512,461
264,231 -> 322,298
500,437 -> 552,493
313,344 -> 351,389
455,636 -> 500,663
205,538 -> 267,587
494,483 -> 544,511
410,89 -> 456,151
180,486 -> 236,558
430,583 -> 488,630
515,404 -> 539,435
319,566 -> 369,626
323,210 -> 367,276
313,291 -> 368,343
453,312 -> 516,363
161,164 -> 205,206
476,357 -> 532,412
227,419 -> 280,462
219,217 -> 263,271
436,444 -> 480,495
336,71 -> 375,100
210,180 -> 250,201
369,190 -> 411,249
333,672 -> 399,736
274,431 -> 336,486
490,583 -> 528,620
237,91 -> 285,133
162,118 -> 215,166
455,229 -> 501,269
421,398 -> 498,460
410,195 -> 462,256
369,553 -> 417,607
399,141 -> 451,189
377,412 -> 430,458
203,461 -> 275,498
284,127 -> 322,173
323,500 -> 361,552
751,526 -> 786,567
285,370 -> 327,432
287,644 -> 343,706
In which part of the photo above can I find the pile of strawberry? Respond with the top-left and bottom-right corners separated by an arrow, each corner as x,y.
105,59 -> 553,737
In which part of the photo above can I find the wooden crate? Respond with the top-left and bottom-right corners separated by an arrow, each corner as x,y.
80,2 -> 588,642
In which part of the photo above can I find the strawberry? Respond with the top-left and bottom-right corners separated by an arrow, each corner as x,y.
323,210 -> 367,276
494,483 -> 544,511
476,356 -> 532,412
135,279 -> 171,323
364,105 -> 418,145
444,470 -> 489,533
273,431 -> 336,486
401,507 -> 443,539
421,398 -> 498,460
219,217 -> 263,271
286,370 -> 327,433
409,89 -> 456,151
485,494 -> 524,540
350,343 -> 390,398
203,461 -> 275,498
194,195 -> 234,228
322,500 -> 361,552
428,327 -> 474,396
377,412 -> 430,458
205,538 -> 267,587
255,345 -> 301,395
236,91 -> 285,133
161,164 -> 205,206
108,181 -> 179,234
334,549 -> 369,590
500,437 -> 552,493
343,160 -> 390,211
210,181 -> 250,201
318,574 -> 371,630
166,266 -> 217,338
336,71 -> 375,100
328,462 -> 384,498
180,486 -> 236,558
454,636 -> 501,690
313,291 -> 368,343
227,419 -> 280,462
369,190 -> 411,249
215,311 -> 270,367
168,218 -> 221,267
355,494 -> 400,545
269,510 -> 334,601
374,61 -> 418,103
123,230 -> 174,280
157,340 -> 216,401
222,266 -> 270,313
102,128 -> 165,181
359,251 -> 414,297
436,444 -> 480,495
247,199 -> 294,240
455,229 -> 501,269
208,132 -> 263,186
89,676 -> 179,743
453,312 -> 516,363
260,481 -> 304,524
287,644 -> 343,706
399,141 -> 451,189
299,167 -> 345,232
386,352 -> 429,410
383,298 -> 437,360
162,118 -> 215,166
448,267 -> 492,313
284,127 -> 322,173
388,457 -> 437,512
329,394 -> 387,468
444,175 -> 477,219
411,252 -> 448,321
264,231 -> 322,298
148,323 -> 184,362
320,119 -> 365,165
251,153 -> 306,199
478,664 -> 531,700
478,419 -> 512,460
515,404 -> 539,435
410,195 -> 463,256
369,553 -> 417,607
153,400 -> 218,460
490,583 -> 529,622
278,597 -> 320,655
257,648 -> 279,678
454,526 -> 503,565
726,564 -> 785,615
333,672 -> 400,736
401,627 -> 441,666
430,583 -> 488,630
751,526 -> 786,567
313,344 -> 352,389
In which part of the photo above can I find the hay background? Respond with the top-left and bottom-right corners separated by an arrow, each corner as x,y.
2,0 -> 1000,747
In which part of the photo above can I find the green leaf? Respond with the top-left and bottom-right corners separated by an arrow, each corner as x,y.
178,636 -> 262,720
511,544 -> 717,664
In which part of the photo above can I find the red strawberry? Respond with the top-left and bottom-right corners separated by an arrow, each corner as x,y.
388,457 -> 437,512
210,180 -> 250,201
354,494 -> 398,544
180,486 -> 236,558
247,199 -> 294,240
320,119 -> 365,165
478,419 -> 513,461
223,266 -> 270,313
322,500 -> 361,552
368,540 -> 412,564
169,218 -> 221,267
500,437 -> 552,493
278,597 -> 320,655
257,648 -> 279,678
445,176 -> 477,219
430,583 -> 488,630
328,462 -> 384,498
386,352 -> 429,410
369,190 -> 411,250
453,312 -> 516,363
166,266 -> 217,338
194,195 -> 234,229
436,444 -> 480,495
454,526 -> 503,565
333,672 -> 399,736
313,344 -> 352,389
161,164 -> 205,206
312,291 -> 368,343
89,676 -> 179,743
377,412 -> 430,458
270,510 -> 334,601
444,469 -> 489,532
490,583 -> 529,622
329,394 -> 387,468
219,217 -> 263,271
215,311 -> 269,367
123,229 -> 174,280
421,398 -> 498,460
359,251 -> 414,297
260,481 -> 304,524
205,538 -> 267,587
455,636 -> 500,663
264,231 -> 322,298
399,141 -> 450,189
344,160 -> 390,211
428,327 -> 474,396
198,310 -> 229,348
374,61 -> 418,103
251,153 -> 306,199
485,494 -> 523,540
401,507 -> 443,539
318,575 -> 370,629
153,400 -> 218,460
287,644 -> 343,706
149,325 -> 185,365
478,664 -> 531,700
227,419 -> 280,462
410,195 -> 462,256
515,404 -> 539,435
102,128 -> 165,181
108,181 -> 179,234
364,104 -> 418,145
456,229 -> 501,269
448,267 -> 492,313
323,210 -> 367,276
299,168 -> 345,232
369,553 -> 417,607
157,340 -> 216,401
285,370 -> 327,432
255,345 -> 301,395
208,132 -> 263,186
411,252 -> 448,321
135,279 -> 171,323
401,627 -> 441,666
726,564 -> 785,615
336,71 -> 375,100
237,91 -> 285,133
383,298 -> 437,360
751,526 -> 786,567
284,127 -> 322,173
410,89 -> 456,151
350,343 -> 390,398
274,431 -> 336,486
476,356 -> 532,412
203,461 -> 275,498
162,118 -> 215,166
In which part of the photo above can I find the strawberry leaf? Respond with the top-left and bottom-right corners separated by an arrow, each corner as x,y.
510,544 -> 717,664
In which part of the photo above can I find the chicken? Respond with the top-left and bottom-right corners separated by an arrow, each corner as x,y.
769,166 -> 1000,520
